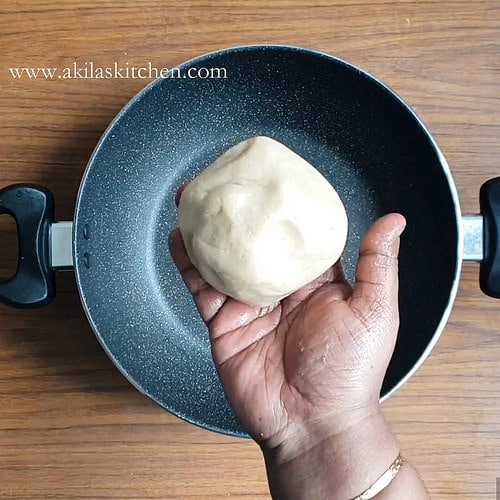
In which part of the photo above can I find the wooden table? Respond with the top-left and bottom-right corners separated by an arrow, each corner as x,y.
0,1 -> 499,498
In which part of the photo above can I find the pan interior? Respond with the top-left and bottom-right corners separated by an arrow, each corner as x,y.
74,46 -> 459,436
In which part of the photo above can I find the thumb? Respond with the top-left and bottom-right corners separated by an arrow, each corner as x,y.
349,213 -> 406,319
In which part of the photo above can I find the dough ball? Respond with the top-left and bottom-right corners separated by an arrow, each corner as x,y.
178,136 -> 348,307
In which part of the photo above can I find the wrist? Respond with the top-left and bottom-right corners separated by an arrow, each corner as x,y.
262,405 -> 399,500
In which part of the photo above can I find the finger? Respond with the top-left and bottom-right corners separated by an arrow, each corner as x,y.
169,228 -> 227,322
211,305 -> 282,366
331,258 -> 350,284
170,228 -> 279,344
210,298 -> 279,339
175,185 -> 187,207
280,260 -> 351,318
349,213 -> 406,317
318,259 -> 349,285
169,227 -> 191,273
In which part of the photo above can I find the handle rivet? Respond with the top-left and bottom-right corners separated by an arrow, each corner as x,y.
83,223 -> 90,240
83,252 -> 90,268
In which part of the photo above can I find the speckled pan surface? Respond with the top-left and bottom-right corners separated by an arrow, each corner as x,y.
73,45 -> 460,437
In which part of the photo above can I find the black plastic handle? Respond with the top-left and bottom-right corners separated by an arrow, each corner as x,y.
480,177 -> 500,298
0,184 -> 55,308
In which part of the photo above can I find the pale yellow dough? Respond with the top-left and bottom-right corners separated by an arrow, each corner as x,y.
178,136 -> 348,307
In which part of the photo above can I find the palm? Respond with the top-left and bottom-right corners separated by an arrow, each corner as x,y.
210,280 -> 360,442
170,214 -> 404,443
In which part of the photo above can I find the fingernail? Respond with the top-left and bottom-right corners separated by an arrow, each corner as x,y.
175,185 -> 187,206
392,214 -> 407,238
397,216 -> 407,236
168,228 -> 180,243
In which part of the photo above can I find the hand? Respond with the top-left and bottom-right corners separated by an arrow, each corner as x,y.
169,208 -> 406,450
170,208 -> 430,500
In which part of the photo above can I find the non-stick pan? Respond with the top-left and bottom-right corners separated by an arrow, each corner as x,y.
1,45 -> 499,437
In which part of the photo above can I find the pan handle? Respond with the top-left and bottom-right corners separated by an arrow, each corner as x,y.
480,177 -> 500,298
0,184 -> 55,308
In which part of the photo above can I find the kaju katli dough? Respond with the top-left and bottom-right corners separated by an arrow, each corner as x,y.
178,136 -> 348,307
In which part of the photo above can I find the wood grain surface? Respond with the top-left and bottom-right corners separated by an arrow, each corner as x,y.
0,1 -> 499,498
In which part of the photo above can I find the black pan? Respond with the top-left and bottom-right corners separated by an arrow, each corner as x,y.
1,45 -> 499,437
